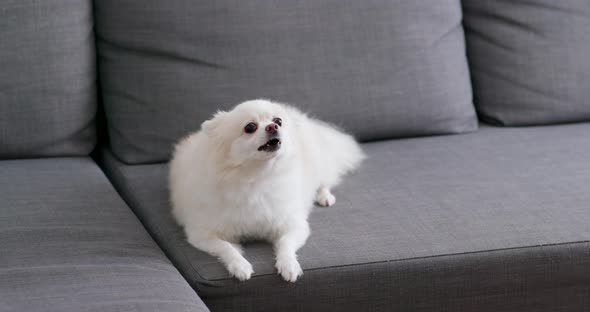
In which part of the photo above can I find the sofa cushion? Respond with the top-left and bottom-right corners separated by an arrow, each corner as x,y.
101,124 -> 590,311
463,0 -> 590,126
95,0 -> 477,164
0,0 -> 97,159
0,158 -> 208,312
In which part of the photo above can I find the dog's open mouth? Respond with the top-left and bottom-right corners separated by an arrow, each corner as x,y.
257,138 -> 282,152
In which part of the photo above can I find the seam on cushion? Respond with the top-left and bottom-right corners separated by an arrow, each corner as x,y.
100,150 -> 211,283
209,240 -> 590,281
126,186 -> 211,284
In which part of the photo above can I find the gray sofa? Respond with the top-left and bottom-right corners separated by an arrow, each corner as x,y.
1,1 -> 589,312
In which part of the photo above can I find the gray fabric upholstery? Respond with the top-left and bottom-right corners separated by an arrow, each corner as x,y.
463,0 -> 590,126
0,158 -> 208,312
101,124 -> 590,311
95,0 -> 477,164
0,0 -> 96,158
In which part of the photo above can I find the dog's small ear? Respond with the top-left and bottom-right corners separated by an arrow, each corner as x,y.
201,111 -> 227,135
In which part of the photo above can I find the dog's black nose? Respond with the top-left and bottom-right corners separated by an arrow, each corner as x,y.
265,123 -> 279,134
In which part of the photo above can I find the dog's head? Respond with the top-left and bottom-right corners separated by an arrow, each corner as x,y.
201,99 -> 293,166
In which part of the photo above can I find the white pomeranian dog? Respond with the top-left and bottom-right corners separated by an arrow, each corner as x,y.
169,99 -> 364,282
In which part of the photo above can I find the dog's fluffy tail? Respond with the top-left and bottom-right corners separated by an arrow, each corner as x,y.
291,108 -> 365,189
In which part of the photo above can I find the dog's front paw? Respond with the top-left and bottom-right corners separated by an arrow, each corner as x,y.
316,188 -> 336,207
226,258 -> 254,281
275,257 -> 303,282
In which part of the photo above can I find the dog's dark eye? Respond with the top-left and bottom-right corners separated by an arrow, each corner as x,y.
273,117 -> 282,127
244,122 -> 258,134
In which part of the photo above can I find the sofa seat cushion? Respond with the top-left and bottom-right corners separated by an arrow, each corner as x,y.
101,124 -> 590,311
0,158 -> 208,312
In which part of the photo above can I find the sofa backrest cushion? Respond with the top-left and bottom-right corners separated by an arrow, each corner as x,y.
463,0 -> 590,126
0,0 -> 96,159
95,0 -> 477,164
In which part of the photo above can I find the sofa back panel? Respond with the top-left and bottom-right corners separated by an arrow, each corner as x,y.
0,0 -> 96,159
95,0 -> 477,164
463,0 -> 590,126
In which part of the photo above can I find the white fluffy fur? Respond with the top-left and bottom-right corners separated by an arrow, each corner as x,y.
169,99 -> 364,282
